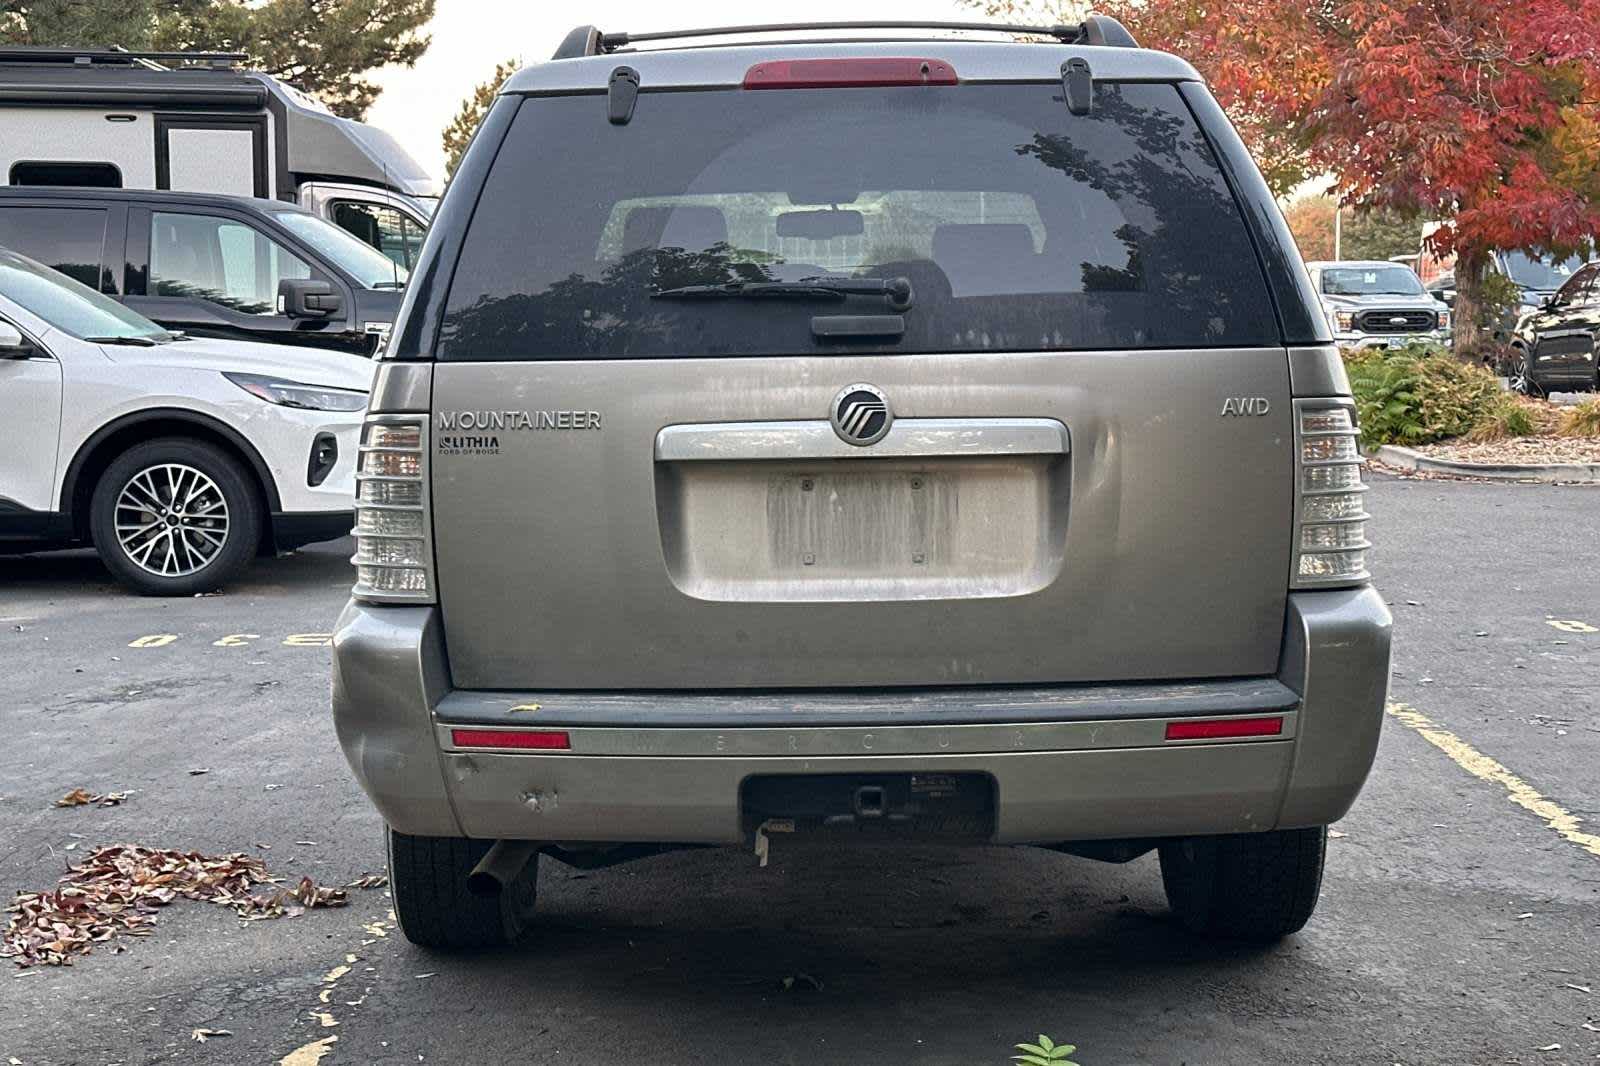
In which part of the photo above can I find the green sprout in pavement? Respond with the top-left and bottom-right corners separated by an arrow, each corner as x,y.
1012,1034 -> 1081,1066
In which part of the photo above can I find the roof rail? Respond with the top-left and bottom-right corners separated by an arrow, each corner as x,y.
0,46 -> 245,70
550,16 -> 1138,59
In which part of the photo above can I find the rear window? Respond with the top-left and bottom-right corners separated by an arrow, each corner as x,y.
439,82 -> 1277,360
0,205 -> 109,289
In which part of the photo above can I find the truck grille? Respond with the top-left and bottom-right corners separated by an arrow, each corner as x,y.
1355,309 -> 1436,334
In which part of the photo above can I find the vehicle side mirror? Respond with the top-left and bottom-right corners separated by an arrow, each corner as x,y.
278,278 -> 344,319
0,321 -> 31,358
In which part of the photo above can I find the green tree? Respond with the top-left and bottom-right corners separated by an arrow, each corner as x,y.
441,57 -> 518,177
1284,196 -> 1421,263
1341,209 -> 1421,263
0,0 -> 435,119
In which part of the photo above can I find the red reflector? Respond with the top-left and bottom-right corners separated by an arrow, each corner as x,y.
450,729 -> 571,750
743,58 -> 958,89
1164,717 -> 1284,741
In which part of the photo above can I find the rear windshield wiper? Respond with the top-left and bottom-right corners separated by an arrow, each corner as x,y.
85,335 -> 162,346
652,275 -> 913,311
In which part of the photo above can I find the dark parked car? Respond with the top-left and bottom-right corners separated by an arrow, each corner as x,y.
0,187 -> 406,355
1427,251 -> 1589,346
1507,260 -> 1600,395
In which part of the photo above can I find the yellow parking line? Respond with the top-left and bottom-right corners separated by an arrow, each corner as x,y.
1386,702 -> 1600,861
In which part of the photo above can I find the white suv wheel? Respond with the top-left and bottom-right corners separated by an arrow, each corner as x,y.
90,438 -> 262,596
113,462 -> 231,578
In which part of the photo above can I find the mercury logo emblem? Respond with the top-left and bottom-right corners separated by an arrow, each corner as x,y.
831,384 -> 892,445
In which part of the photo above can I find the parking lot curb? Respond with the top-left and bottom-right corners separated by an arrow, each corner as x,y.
1373,445 -> 1600,483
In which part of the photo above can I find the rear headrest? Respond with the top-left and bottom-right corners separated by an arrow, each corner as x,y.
931,223 -> 1041,297
659,205 -> 728,252
620,207 -> 672,255
931,224 -> 1037,267
621,204 -> 730,255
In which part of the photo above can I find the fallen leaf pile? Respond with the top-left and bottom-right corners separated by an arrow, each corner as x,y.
238,877 -> 350,922
53,789 -> 129,808
1,845 -> 355,967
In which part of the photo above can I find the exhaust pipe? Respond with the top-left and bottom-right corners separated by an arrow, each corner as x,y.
466,840 -> 539,898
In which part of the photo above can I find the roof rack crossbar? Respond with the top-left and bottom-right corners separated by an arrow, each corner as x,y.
598,21 -> 1086,51
0,46 -> 246,69
551,17 -> 1140,61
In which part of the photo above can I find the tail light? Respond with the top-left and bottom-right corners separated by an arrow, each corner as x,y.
352,416 -> 435,603
1292,403 -> 1370,588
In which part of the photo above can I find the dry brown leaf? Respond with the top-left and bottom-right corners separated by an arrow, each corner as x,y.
235,877 -> 349,921
191,1027 -> 231,1042
56,789 -> 129,808
2,845 -> 350,967
344,874 -> 387,890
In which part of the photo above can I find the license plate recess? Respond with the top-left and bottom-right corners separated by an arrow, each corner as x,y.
740,772 -> 995,840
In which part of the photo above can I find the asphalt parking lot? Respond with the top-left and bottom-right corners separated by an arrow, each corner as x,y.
2,472 -> 1597,1066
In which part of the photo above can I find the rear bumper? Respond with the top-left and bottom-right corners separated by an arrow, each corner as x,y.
331,588 -> 1391,844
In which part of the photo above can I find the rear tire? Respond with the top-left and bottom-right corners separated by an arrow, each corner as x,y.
1159,826 -> 1326,941
387,828 -> 539,949
89,437 -> 262,596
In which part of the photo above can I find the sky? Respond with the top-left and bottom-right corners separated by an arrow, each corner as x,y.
366,0 -> 984,178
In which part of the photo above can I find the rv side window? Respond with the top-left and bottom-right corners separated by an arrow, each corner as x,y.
148,212 -> 314,316
0,206 -> 109,289
331,202 -> 423,272
9,162 -> 122,189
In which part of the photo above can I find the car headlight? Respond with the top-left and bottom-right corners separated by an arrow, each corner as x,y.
1437,309 -> 1451,330
1334,310 -> 1355,332
225,372 -> 368,412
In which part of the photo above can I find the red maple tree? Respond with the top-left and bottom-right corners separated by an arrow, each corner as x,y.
982,0 -> 1600,353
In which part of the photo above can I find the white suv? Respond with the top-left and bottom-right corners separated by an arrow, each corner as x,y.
0,247 -> 370,594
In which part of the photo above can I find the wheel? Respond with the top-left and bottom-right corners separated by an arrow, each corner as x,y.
89,437 -> 262,596
1159,826 -> 1326,941
387,828 -> 539,949
1507,348 -> 1545,397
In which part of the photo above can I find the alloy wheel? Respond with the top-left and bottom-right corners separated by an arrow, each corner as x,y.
113,463 -> 230,578
1508,350 -> 1532,394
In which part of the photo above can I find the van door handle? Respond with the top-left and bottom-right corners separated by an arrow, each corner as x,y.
655,418 -> 1069,462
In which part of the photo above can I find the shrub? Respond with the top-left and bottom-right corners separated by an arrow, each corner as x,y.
1557,397 -> 1600,437
1343,344 -> 1506,448
1465,396 -> 1538,441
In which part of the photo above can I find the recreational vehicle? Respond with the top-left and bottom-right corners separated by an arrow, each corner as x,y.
0,46 -> 437,271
